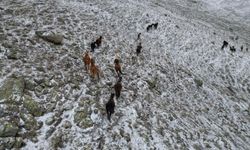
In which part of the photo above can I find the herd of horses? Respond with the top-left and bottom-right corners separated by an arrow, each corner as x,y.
82,34 -> 131,122
221,40 -> 248,52
82,24 -> 148,122
81,22 -> 248,122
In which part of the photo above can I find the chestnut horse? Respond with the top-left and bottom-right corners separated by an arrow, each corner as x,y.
90,58 -> 100,79
83,51 -> 91,72
114,58 -> 122,76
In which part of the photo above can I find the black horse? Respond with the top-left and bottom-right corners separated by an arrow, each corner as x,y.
136,42 -> 142,56
91,42 -> 96,52
137,33 -> 141,40
230,46 -> 236,52
153,23 -> 158,29
221,41 -> 228,50
146,24 -> 153,32
106,93 -> 115,122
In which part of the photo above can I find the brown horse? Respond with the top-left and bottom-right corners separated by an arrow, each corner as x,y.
90,58 -> 100,79
114,58 -> 122,76
83,51 -> 91,72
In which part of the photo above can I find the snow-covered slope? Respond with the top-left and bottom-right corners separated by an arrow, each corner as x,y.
0,0 -> 249,149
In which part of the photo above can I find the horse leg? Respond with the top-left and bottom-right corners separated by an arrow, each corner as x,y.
107,111 -> 111,121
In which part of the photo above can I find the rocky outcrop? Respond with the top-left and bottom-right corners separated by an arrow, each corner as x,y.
0,123 -> 19,137
23,95 -> 45,117
74,109 -> 93,129
0,76 -> 25,103
36,31 -> 63,45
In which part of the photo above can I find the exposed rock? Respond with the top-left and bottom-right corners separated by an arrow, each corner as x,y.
0,76 -> 25,103
36,31 -> 63,45
74,109 -> 93,129
194,78 -> 203,87
23,95 -> 45,117
13,137 -> 26,148
50,134 -> 64,149
45,116 -> 55,126
46,103 -> 56,113
0,123 -> 19,137
63,103 -> 73,111
24,79 -> 36,91
0,137 -> 16,149
31,137 -> 38,143
6,50 -> 18,59
20,113 -> 38,130
34,78 -> 45,85
63,120 -> 72,129
146,78 -> 157,89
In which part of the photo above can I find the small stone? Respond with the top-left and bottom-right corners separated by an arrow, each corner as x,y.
46,116 -> 55,126
31,137 -> 38,143
63,103 -> 73,111
37,121 -> 43,130
169,116 -> 173,121
194,78 -> 203,87
63,121 -> 72,129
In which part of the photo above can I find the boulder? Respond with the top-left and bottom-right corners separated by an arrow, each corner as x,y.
0,76 -> 25,103
36,31 -> 63,45
74,109 -> 93,129
20,113 -> 38,130
194,78 -> 203,87
45,116 -> 55,126
23,95 -> 45,117
0,123 -> 19,137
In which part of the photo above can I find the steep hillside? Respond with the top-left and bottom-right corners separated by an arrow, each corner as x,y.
0,0 -> 249,149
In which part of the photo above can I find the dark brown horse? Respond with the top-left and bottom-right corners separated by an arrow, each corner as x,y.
95,36 -> 103,47
106,93 -> 115,122
114,77 -> 122,99
136,42 -> 142,56
114,58 -> 122,76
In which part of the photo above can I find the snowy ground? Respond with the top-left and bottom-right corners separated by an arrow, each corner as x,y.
0,0 -> 250,149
